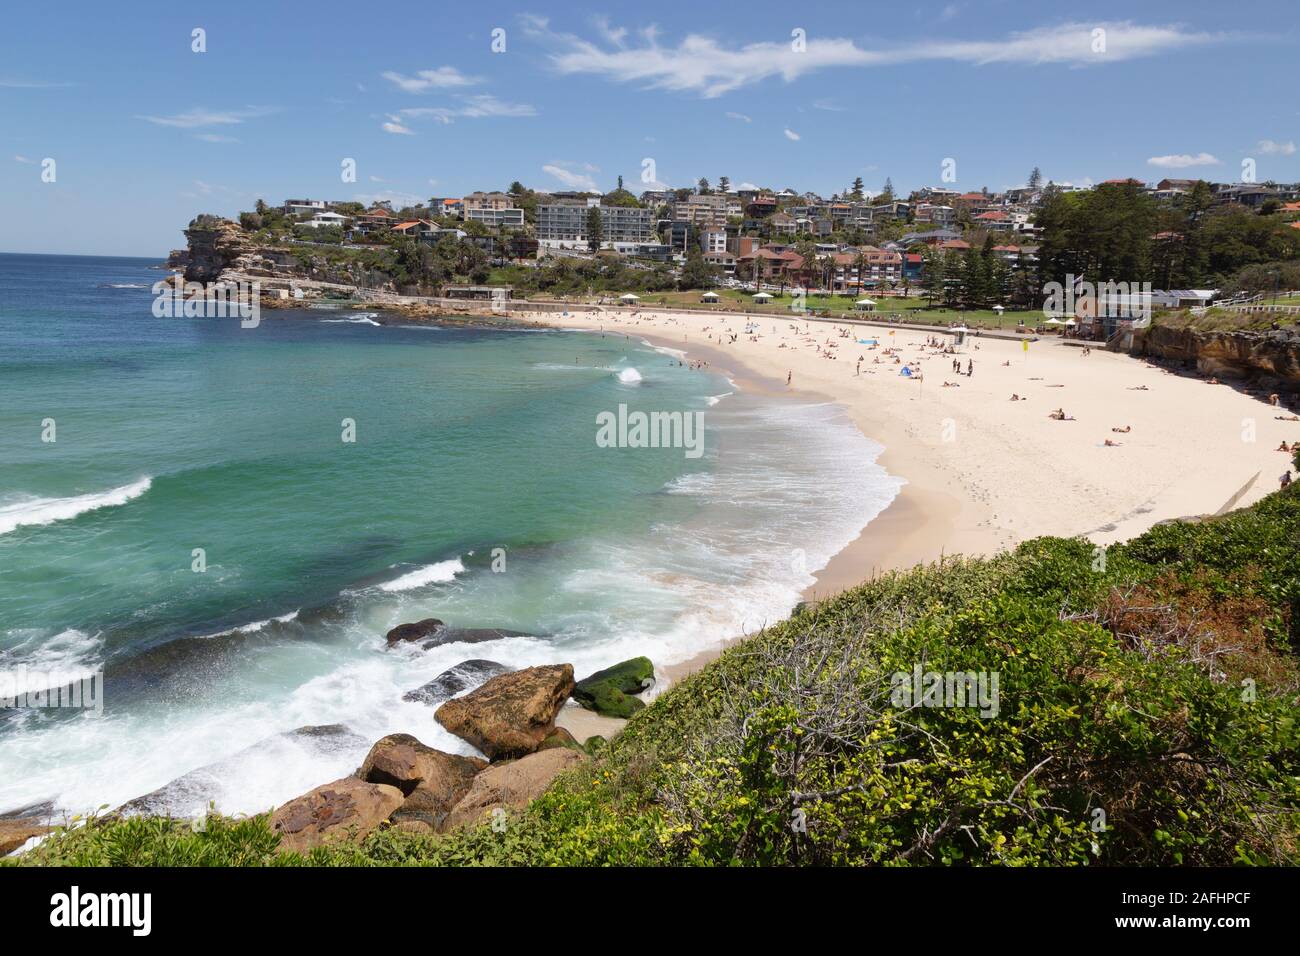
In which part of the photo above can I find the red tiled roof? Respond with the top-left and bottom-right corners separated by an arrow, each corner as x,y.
975,211 -> 1009,220
939,239 -> 971,250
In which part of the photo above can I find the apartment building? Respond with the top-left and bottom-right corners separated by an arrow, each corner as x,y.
536,201 -> 654,250
464,206 -> 526,229
669,193 -> 739,228
463,191 -> 513,212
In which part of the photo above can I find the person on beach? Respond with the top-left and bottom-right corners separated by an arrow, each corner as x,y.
1279,441 -> 1292,453
1282,470 -> 1293,490
787,371 -> 792,386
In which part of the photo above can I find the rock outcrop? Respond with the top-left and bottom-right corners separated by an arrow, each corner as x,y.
1132,324 -> 1300,389
270,776 -> 404,854
442,748 -> 586,832
572,657 -> 655,718
402,659 -> 511,705
385,618 -> 445,646
182,216 -> 257,283
435,664 -> 575,760
357,734 -> 486,833
0,820 -> 52,856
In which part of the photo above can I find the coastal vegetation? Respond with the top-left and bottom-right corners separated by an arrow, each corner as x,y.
14,485 -> 1299,867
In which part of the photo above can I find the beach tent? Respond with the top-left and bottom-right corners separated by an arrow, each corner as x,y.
619,293 -> 640,303
854,298 -> 876,311
700,291 -> 720,302
752,292 -> 773,302
1044,317 -> 1063,325
1064,318 -> 1078,327
949,324 -> 969,345
992,305 -> 1005,313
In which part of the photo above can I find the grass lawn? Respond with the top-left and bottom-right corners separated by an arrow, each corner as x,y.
639,289 -> 1040,329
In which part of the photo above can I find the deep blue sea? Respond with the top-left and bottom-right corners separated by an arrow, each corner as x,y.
0,253 -> 901,817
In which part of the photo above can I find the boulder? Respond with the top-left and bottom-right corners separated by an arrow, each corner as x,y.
402,660 -> 511,705
435,664 -> 575,760
442,748 -> 586,832
270,776 -> 404,854
572,657 -> 655,718
385,618 -> 445,646
538,726 -> 582,752
0,820 -> 52,856
358,733 -> 485,832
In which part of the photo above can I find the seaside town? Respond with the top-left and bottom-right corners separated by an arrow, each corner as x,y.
200,171 -> 1300,337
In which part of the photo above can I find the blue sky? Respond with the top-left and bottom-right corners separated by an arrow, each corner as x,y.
2,0 -> 1296,256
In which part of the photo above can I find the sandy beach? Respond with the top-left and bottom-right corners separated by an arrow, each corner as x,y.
507,304 -> 1298,642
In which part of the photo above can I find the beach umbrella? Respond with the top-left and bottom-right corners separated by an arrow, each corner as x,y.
854,298 -> 876,310
1044,317 -> 1063,325
753,292 -> 773,301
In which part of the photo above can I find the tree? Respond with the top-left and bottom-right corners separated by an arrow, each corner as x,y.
921,249 -> 947,304
851,176 -> 865,201
617,175 -> 624,192
880,177 -> 895,202
508,181 -> 526,196
719,176 -> 730,194
586,206 -> 603,252
1028,167 -> 1042,190
697,178 -> 712,195
679,247 -> 719,290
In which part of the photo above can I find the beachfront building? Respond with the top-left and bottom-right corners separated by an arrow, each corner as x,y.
669,193 -> 740,228
463,191 -> 513,212
536,200 -> 654,251
283,199 -> 327,217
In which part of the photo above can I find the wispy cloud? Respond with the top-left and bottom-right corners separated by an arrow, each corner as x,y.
784,128 -> 801,141
812,99 -> 846,111
1257,139 -> 1297,156
382,114 -> 415,135
1147,152 -> 1221,168
395,94 -> 536,128
0,77 -> 73,89
381,67 -> 482,92
13,155 -> 36,164
194,133 -> 240,143
543,162 -> 600,192
533,20 -> 1223,98
137,106 -> 275,128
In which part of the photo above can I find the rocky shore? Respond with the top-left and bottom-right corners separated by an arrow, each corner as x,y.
265,651 -> 654,853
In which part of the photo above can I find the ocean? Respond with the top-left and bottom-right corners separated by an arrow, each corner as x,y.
0,253 -> 902,818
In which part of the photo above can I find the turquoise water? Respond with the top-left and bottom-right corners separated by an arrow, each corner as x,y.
0,253 -> 901,817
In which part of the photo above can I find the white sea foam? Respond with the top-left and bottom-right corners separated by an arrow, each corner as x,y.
322,313 -> 381,326
0,477 -> 152,537
377,558 -> 466,593
616,367 -> 642,384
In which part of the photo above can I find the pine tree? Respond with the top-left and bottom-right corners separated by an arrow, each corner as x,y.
585,206 -> 603,252
1028,167 -> 1042,190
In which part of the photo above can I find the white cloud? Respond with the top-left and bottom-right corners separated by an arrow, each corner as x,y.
194,133 -> 239,143
784,128 -> 801,141
382,67 -> 482,92
1147,152 -> 1221,168
13,155 -> 35,164
543,163 -> 600,192
382,115 -> 414,135
1257,139 -> 1297,156
536,21 -> 1222,98
398,95 -> 536,125
137,106 -> 275,128
813,99 -> 846,111
726,111 -> 752,122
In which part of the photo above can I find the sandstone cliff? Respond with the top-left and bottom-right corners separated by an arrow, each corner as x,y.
1132,323 -> 1300,389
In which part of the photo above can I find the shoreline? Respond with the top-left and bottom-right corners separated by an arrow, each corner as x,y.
511,303 -> 1299,683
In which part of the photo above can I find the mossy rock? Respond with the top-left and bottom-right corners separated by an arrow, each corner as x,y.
573,657 -> 655,717
539,727 -> 585,753
580,684 -> 645,718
